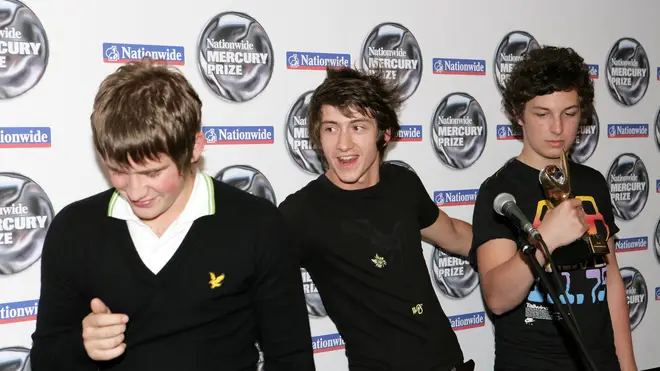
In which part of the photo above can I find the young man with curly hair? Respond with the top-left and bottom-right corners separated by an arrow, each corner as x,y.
469,46 -> 636,371
279,67 -> 474,371
30,62 -> 316,371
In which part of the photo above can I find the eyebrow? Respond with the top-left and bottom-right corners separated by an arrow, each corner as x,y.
321,118 -> 370,125
530,104 -> 579,111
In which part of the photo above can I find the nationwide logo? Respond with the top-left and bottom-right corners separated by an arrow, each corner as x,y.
607,124 -> 649,138
434,189 -> 479,206
286,52 -> 350,70
656,179 -> 659,193
448,311 -> 486,330
433,58 -> 486,76
203,126 -> 274,145
103,43 -> 185,65
0,127 -> 51,148
311,333 -> 345,353
657,67 -> 659,81
496,124 -> 523,140
0,300 -> 39,324
588,64 -> 599,79
614,237 -> 648,252
393,125 -> 423,142
655,287 -> 660,300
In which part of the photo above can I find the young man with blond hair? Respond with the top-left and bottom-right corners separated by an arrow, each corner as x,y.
30,62 -> 316,371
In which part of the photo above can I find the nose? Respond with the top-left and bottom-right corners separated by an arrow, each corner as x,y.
125,175 -> 148,201
549,115 -> 564,136
337,127 -> 353,151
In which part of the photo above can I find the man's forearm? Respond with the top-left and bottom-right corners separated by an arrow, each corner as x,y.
607,276 -> 637,371
482,247 -> 548,315
450,218 -> 473,257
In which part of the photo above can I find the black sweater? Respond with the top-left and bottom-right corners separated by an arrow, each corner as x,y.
30,179 -> 316,370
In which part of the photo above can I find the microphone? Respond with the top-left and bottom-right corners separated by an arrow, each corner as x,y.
493,193 -> 542,241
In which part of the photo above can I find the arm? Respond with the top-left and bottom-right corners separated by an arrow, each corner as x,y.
603,239 -> 636,371
30,207 -> 98,371
251,205 -> 316,371
421,210 -> 472,257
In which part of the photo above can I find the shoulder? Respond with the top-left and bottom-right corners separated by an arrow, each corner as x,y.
380,162 -> 422,190
571,161 -> 607,183
475,158 -> 519,203
211,178 -> 280,218
277,177 -> 322,218
51,188 -> 116,227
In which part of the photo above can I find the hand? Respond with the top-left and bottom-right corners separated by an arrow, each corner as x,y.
82,298 -> 129,361
537,198 -> 589,252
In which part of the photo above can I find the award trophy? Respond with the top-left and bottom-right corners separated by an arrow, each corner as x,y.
538,150 -> 609,258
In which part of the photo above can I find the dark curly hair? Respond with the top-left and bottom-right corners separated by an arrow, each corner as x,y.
307,67 -> 403,160
502,46 -> 594,127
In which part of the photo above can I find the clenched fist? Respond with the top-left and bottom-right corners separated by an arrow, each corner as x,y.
537,198 -> 589,252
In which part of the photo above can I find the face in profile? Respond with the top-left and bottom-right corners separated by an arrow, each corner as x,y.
519,90 -> 581,160
319,105 -> 389,190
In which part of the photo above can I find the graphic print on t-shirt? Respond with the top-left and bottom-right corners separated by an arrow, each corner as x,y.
341,219 -> 405,268
523,195 -> 610,325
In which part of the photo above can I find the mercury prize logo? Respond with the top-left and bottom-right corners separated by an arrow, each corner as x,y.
197,11 -> 274,102
606,153 -> 649,220
361,22 -> 422,101
493,31 -> 540,94
0,173 -> 53,275
214,165 -> 276,205
605,37 -> 650,107
0,0 -> 49,99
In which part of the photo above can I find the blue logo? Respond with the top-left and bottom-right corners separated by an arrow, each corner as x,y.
614,237 -> 648,252
655,287 -> 660,300
588,64 -> 599,79
286,52 -> 350,70
434,189 -> 479,206
202,126 -> 274,145
657,67 -> 659,80
311,332 -> 345,353
496,124 -> 523,140
393,125 -> 422,142
656,180 -> 659,193
607,124 -> 649,138
0,127 -> 51,148
433,58 -> 486,75
103,43 -> 185,65
0,300 -> 39,324
448,311 -> 486,330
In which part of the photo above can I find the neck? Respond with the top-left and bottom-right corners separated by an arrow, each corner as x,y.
517,147 -> 562,171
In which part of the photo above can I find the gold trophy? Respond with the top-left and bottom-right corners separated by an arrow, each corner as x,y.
538,150 -> 609,257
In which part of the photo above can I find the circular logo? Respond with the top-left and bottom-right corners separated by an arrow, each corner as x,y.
655,217 -> 660,263
605,38 -> 649,107
655,106 -> 660,150
620,267 -> 647,331
383,160 -> 415,173
301,268 -> 327,317
0,346 -> 31,370
493,31 -> 540,94
360,22 -> 422,101
606,153 -> 649,220
214,165 -> 276,205
197,12 -> 274,102
0,173 -> 53,275
569,108 -> 600,164
0,0 -> 49,100
430,92 -> 487,169
431,248 -> 478,298
285,90 -> 324,175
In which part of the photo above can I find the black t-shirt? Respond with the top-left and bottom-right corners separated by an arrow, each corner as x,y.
279,163 -> 464,371
469,158 -> 620,371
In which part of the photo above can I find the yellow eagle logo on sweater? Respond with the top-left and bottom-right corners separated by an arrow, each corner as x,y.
209,272 -> 225,289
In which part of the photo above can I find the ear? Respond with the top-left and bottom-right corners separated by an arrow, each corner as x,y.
383,128 -> 392,144
517,118 -> 525,127
191,131 -> 205,164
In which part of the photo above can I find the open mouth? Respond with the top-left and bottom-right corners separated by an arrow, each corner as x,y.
337,155 -> 358,165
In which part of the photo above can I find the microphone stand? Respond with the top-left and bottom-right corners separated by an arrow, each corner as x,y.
520,238 -> 600,371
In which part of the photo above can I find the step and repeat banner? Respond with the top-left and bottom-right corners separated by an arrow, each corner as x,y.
1,0 -> 659,370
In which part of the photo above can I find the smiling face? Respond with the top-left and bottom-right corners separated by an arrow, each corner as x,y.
319,105 -> 390,190
519,90 -> 581,167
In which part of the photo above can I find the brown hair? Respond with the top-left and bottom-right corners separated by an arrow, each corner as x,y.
307,67 -> 403,159
91,61 -> 202,173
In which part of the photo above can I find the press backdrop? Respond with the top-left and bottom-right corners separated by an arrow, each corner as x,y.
1,0 -> 659,370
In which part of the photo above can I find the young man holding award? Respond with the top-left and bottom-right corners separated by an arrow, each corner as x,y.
469,46 -> 636,371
